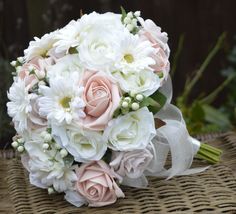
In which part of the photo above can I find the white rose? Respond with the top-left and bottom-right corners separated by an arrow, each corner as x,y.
24,140 -> 77,192
52,125 -> 107,163
103,107 -> 156,151
112,69 -> 160,96
46,54 -> 83,80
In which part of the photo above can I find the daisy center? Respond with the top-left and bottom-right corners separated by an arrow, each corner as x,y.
60,96 -> 72,109
124,54 -> 134,63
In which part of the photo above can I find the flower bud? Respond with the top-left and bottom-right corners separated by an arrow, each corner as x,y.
44,133 -> 52,142
42,143 -> 50,150
127,12 -> 133,18
17,145 -> 24,153
10,61 -> 17,67
11,141 -> 19,148
60,149 -> 68,158
124,17 -> 131,24
124,97 -> 131,103
131,102 -> 139,111
126,24 -> 134,32
135,94 -> 144,101
48,187 -> 55,195
121,101 -> 129,108
134,11 -> 141,17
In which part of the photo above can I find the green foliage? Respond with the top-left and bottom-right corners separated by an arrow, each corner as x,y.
174,33 -> 235,134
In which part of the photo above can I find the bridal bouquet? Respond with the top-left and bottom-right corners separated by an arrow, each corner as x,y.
7,9 -> 222,207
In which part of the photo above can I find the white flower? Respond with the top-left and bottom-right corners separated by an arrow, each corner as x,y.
54,12 -> 124,54
39,73 -> 85,125
138,17 -> 170,57
112,69 -> 160,96
103,107 -> 156,151
51,124 -> 107,163
24,140 -> 77,192
113,33 -> 155,74
7,79 -> 37,133
46,54 -> 83,80
24,30 -> 59,62
78,29 -> 120,71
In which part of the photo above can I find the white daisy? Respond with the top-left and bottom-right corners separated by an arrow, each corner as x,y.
24,30 -> 59,62
38,73 -> 85,125
7,79 -> 37,133
113,33 -> 156,74
24,140 -> 77,192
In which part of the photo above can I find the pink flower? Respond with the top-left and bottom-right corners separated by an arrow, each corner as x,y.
110,149 -> 153,179
139,19 -> 170,82
81,71 -> 121,131
27,97 -> 47,130
18,56 -> 53,88
75,160 -> 125,207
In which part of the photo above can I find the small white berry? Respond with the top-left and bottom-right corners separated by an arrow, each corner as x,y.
55,143 -> 61,150
127,12 -> 133,18
44,133 -> 52,142
121,101 -> 129,108
124,97 -> 131,103
17,145 -> 24,153
124,17 -> 131,24
131,102 -> 140,111
134,11 -> 141,17
136,94 -> 144,101
38,80 -> 46,86
126,24 -> 134,32
10,61 -> 17,67
17,57 -> 24,64
131,19 -> 138,26
11,141 -> 19,148
35,70 -> 45,79
60,149 -> 68,158
48,187 -> 55,195
42,143 -> 50,150
130,91 -> 136,97
18,138 -> 24,143
40,131 -> 48,138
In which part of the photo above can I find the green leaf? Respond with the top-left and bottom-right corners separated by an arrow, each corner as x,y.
141,91 -> 167,114
120,6 -> 127,23
202,104 -> 232,130
191,101 -> 205,122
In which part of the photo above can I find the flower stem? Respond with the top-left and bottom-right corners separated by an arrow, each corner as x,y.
196,143 -> 222,164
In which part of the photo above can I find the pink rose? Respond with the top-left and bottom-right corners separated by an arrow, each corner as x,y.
110,149 -> 153,179
27,97 -> 47,130
18,56 -> 53,88
75,160 -> 125,207
81,71 -> 121,131
139,19 -> 170,82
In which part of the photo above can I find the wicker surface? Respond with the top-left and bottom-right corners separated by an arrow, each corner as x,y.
1,132 -> 236,214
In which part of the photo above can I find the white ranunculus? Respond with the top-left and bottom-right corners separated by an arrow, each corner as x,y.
51,124 -> 107,163
46,54 -> 83,80
24,140 -> 77,192
78,30 -> 120,71
103,107 -> 156,151
112,69 -> 160,96
54,12 -> 124,54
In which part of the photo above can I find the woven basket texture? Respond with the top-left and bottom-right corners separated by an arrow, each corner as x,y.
1,132 -> 236,214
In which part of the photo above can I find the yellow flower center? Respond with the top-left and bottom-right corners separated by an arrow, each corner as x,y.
60,96 -> 71,109
124,54 -> 134,63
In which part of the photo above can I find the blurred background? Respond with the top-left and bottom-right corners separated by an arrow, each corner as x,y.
1,0 -> 236,147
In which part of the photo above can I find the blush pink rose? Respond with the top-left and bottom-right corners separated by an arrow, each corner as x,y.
110,149 -> 153,179
139,19 -> 170,83
27,97 -> 47,130
18,56 -> 53,88
81,71 -> 121,131
75,160 -> 125,207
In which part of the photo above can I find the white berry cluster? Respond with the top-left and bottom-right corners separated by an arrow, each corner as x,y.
123,11 -> 141,33
11,137 -> 25,153
120,92 -> 144,114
